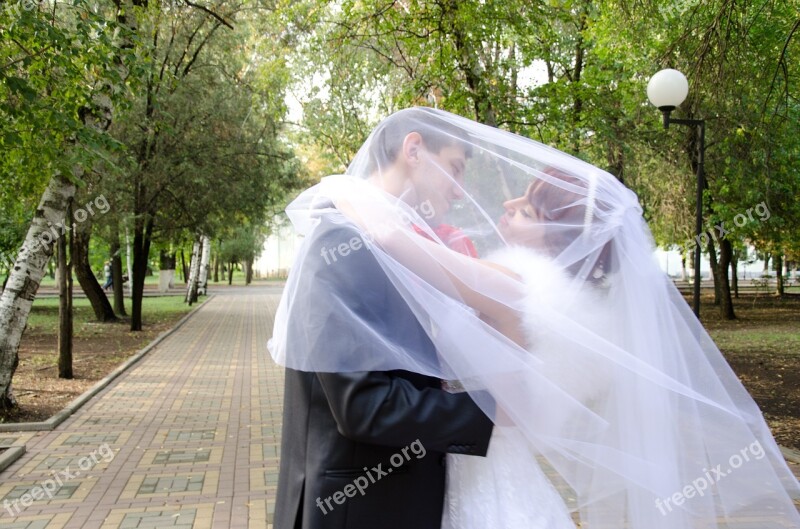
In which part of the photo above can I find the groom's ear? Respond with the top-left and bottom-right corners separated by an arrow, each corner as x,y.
401,132 -> 424,166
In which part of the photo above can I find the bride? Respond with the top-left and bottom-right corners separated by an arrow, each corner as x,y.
271,107 -> 800,528
443,170 -> 616,529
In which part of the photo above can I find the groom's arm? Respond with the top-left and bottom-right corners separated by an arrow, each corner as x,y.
299,222 -> 494,455
318,370 -> 494,456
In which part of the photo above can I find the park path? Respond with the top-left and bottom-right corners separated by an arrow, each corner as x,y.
0,287 -> 284,529
0,285 -> 798,529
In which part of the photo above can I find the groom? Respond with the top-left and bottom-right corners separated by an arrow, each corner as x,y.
274,108 -> 495,529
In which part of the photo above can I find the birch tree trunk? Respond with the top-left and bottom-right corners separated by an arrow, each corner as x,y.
185,239 -> 201,305
125,227 -> 133,294
197,235 -> 211,296
0,174 -> 76,407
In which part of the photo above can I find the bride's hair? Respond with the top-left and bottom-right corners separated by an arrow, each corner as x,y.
526,167 -> 614,282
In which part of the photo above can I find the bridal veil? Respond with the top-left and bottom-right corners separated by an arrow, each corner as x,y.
269,107 -> 800,528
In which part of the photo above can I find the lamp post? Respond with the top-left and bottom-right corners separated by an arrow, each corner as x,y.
647,68 -> 705,317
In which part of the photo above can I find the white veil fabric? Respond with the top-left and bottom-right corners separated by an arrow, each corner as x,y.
269,107 -> 800,528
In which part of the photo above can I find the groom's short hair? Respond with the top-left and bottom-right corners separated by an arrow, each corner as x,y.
366,108 -> 472,173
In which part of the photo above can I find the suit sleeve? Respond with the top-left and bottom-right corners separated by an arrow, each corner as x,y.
295,222 -> 494,455
318,370 -> 494,455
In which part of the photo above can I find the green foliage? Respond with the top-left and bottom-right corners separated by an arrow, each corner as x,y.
25,295 -> 192,334
2,0 -> 798,284
0,0 -> 139,265
218,224 -> 266,265
103,0 -> 305,244
289,0 -> 799,263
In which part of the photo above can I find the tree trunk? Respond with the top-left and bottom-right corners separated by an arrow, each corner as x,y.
185,238 -> 201,305
213,253 -> 219,283
731,251 -> 739,299
73,221 -> 117,322
180,249 -> 188,284
775,253 -> 784,297
0,174 -> 76,408
228,262 -> 234,285
197,236 -> 211,295
110,231 -> 126,316
244,258 -> 253,285
57,203 -> 74,380
130,215 -> 154,332
125,226 -> 134,294
717,239 -> 736,320
706,237 -> 721,305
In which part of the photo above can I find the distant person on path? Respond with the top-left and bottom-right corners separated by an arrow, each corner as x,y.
102,260 -> 112,291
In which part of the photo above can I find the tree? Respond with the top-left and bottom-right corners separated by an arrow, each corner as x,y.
292,0 -> 799,321
107,0 -> 303,330
198,235 -> 211,295
57,200 -> 74,379
218,225 -> 267,286
185,238 -> 202,305
0,0 -> 138,406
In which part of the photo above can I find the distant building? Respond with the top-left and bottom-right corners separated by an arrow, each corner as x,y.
253,220 -> 303,280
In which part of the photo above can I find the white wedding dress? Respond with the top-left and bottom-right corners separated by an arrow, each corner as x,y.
442,246 -> 611,529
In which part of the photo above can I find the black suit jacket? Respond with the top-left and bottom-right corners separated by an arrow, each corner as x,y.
273,219 -> 494,529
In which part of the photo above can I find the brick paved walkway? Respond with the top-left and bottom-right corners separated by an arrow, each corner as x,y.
0,286 -> 798,529
0,288 -> 283,529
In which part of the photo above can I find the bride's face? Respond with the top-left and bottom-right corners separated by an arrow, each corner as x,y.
498,185 -> 545,248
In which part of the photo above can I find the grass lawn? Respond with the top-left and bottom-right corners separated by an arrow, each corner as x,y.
24,296 -> 192,333
35,267 -> 270,289
700,294 -> 800,450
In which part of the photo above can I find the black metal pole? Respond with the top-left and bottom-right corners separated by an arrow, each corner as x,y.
661,110 -> 705,317
693,122 -> 705,317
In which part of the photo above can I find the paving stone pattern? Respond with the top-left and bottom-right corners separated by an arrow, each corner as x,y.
0,290 -> 282,528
